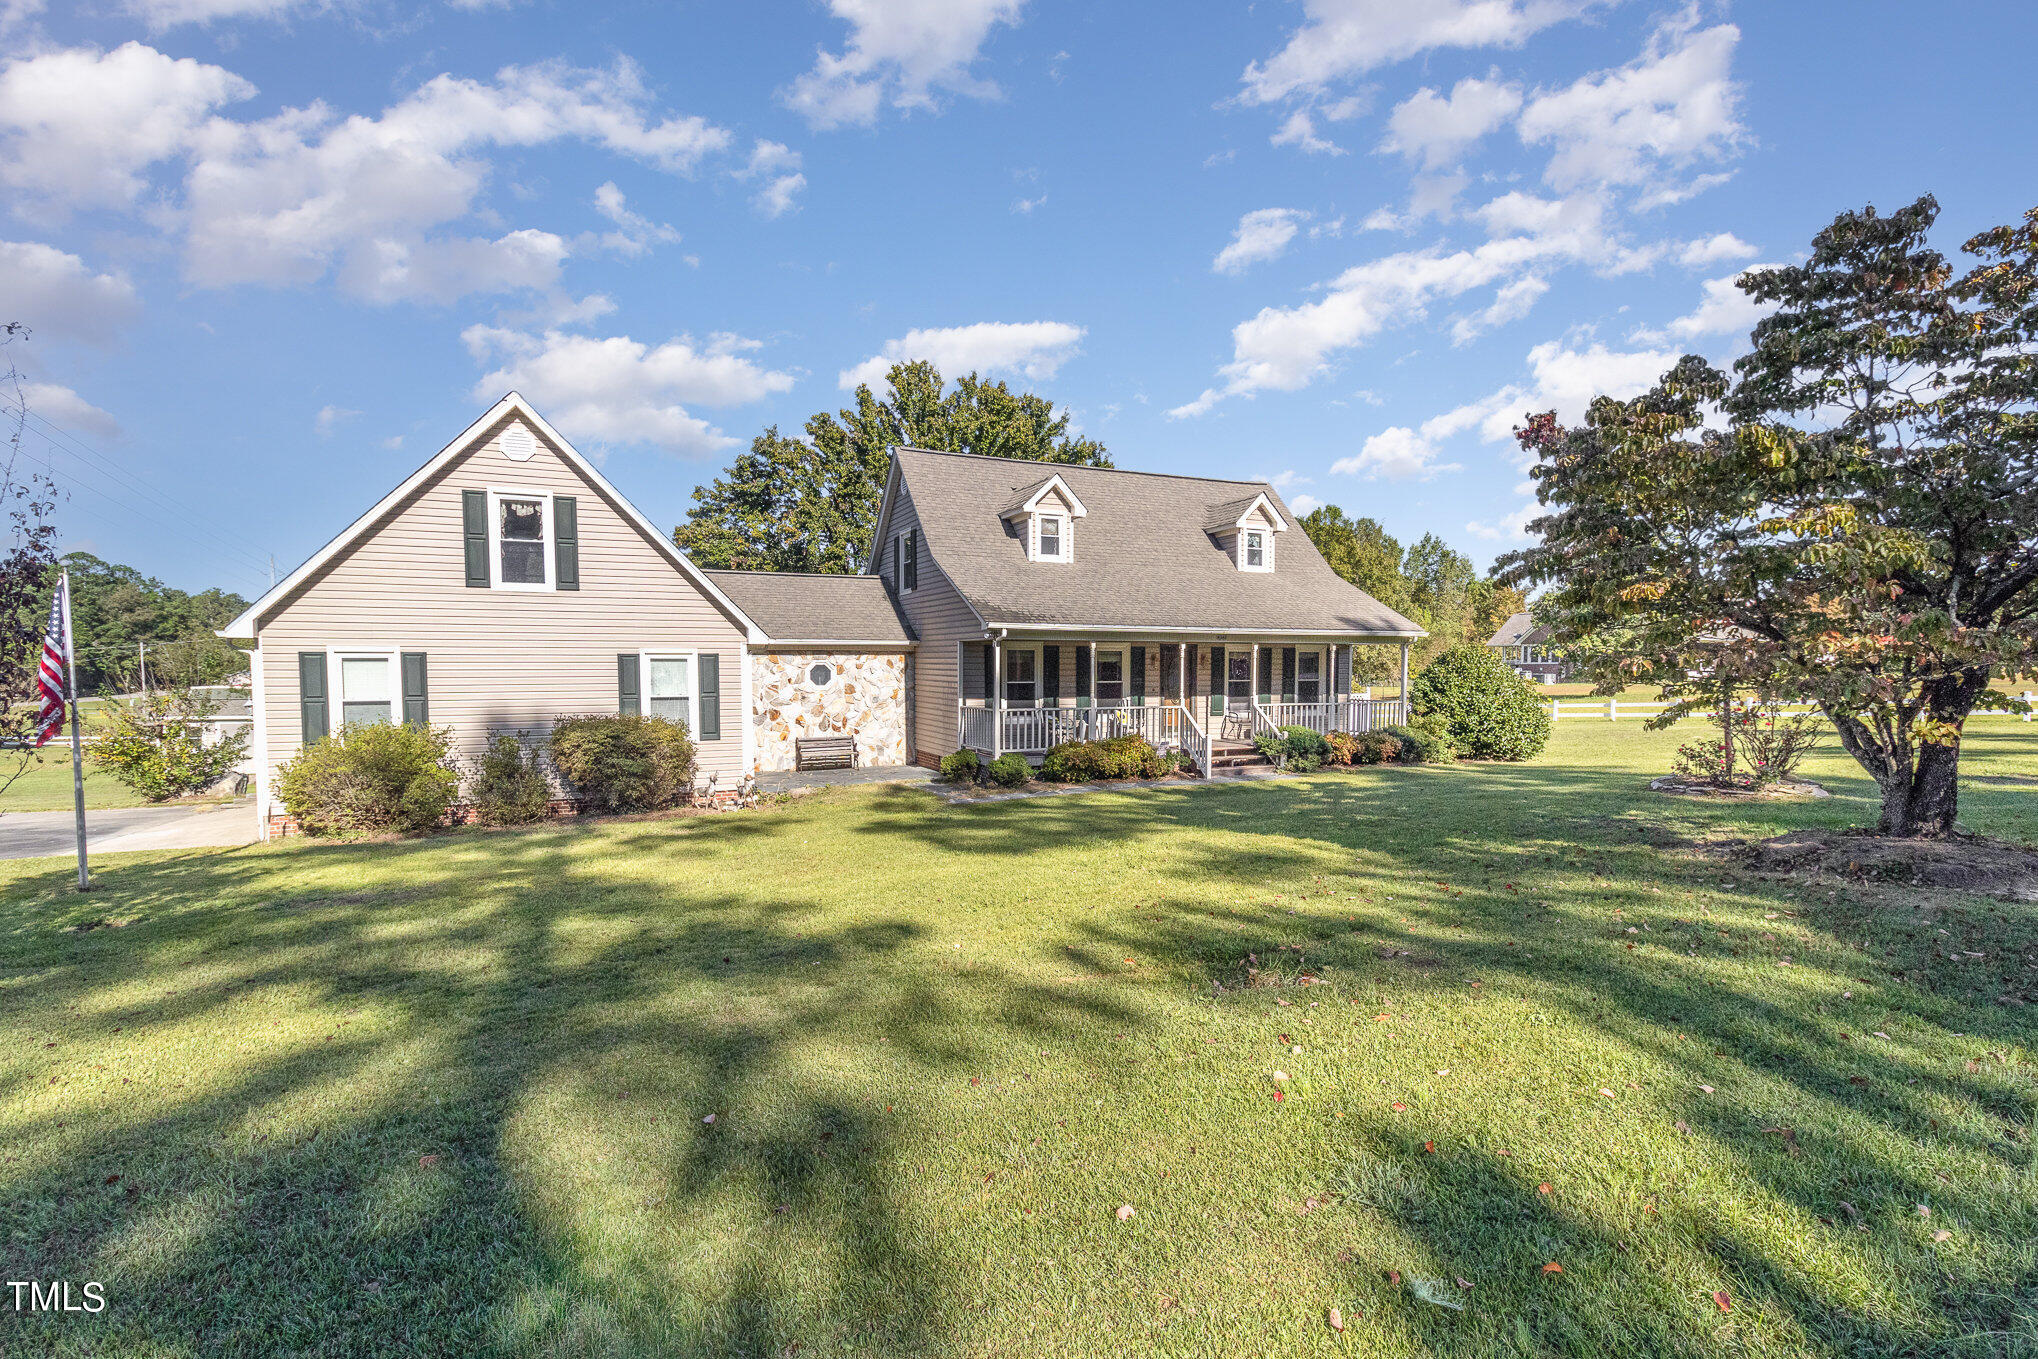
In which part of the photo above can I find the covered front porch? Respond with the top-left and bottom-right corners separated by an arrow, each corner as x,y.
956,632 -> 1413,776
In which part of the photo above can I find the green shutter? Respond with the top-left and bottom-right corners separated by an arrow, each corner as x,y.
554,495 -> 579,590
1209,646 -> 1225,715
698,653 -> 721,740
618,654 -> 640,715
1131,646 -> 1146,701
981,644 -> 994,702
1281,647 -> 1296,703
1256,649 -> 1272,704
400,652 -> 429,726
1042,645 -> 1060,704
463,489 -> 488,587
1075,648 -> 1092,708
299,652 -> 328,744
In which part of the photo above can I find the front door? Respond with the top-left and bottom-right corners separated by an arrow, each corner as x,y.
1297,650 -> 1321,704
1226,652 -> 1252,709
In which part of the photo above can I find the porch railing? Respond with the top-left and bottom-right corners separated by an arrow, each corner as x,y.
960,705 -> 996,752
1262,696 -> 1410,734
1179,705 -> 1211,777
960,702 -> 1196,756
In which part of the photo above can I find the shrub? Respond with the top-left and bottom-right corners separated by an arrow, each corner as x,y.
547,714 -> 698,814
1352,731 -> 1402,765
1280,725 -> 1329,765
1405,711 -> 1457,758
986,753 -> 1031,787
468,732 -> 554,825
1383,723 -> 1448,764
1253,731 -> 1287,764
940,748 -> 981,783
1410,643 -> 1551,761
1673,702 -> 1822,788
275,721 -> 460,837
1040,735 -> 1164,782
1323,731 -> 1359,767
90,687 -> 251,801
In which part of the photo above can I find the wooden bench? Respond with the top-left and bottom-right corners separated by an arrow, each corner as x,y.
795,736 -> 857,771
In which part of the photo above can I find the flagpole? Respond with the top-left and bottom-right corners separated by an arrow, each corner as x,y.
61,570 -> 88,891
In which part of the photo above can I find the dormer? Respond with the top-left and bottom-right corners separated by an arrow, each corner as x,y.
1204,491 -> 1287,572
999,472 -> 1087,563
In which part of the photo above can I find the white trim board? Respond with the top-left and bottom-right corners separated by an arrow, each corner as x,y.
220,393 -> 764,643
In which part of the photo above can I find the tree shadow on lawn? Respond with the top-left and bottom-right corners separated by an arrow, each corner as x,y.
854,769 -> 2037,1353
1,771 -> 2032,1356
0,828 -> 1138,1357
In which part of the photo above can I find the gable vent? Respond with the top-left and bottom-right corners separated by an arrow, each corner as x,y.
500,425 -> 536,461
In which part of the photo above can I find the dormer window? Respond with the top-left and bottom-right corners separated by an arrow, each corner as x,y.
1037,513 -> 1067,561
1000,471 -> 1087,563
1207,490 -> 1286,573
1244,530 -> 1265,568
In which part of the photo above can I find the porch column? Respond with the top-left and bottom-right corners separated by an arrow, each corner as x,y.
1250,643 -> 1259,709
1177,642 -> 1186,709
991,636 -> 1004,759
1399,641 -> 1410,717
955,639 -> 964,754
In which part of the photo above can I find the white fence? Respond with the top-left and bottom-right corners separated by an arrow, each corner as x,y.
1552,693 -> 2038,722
1262,697 -> 1410,734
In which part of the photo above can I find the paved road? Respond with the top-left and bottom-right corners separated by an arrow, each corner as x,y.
0,802 -> 260,859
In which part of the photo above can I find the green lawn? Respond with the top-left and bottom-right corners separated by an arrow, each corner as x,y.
2,724 -> 2034,1356
0,748 -> 241,813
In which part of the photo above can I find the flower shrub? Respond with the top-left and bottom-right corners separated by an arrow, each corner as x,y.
1410,643 -> 1551,760
1040,735 -> 1166,782
1673,702 -> 1822,788
547,714 -> 697,814
1351,731 -> 1402,765
275,721 -> 460,837
940,748 -> 981,783
468,732 -> 554,825
1323,731 -> 1359,766
986,753 -> 1031,787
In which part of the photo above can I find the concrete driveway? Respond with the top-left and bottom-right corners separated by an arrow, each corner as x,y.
0,801 -> 260,860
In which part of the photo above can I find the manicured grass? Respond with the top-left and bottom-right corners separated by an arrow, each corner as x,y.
2,723 -> 2034,1356
0,748 -> 240,813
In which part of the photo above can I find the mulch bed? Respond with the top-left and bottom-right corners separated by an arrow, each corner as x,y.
1649,775 -> 1830,800
1735,828 -> 2038,902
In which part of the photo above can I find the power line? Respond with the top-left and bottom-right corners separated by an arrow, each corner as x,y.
21,413 -> 279,578
26,444 -> 274,593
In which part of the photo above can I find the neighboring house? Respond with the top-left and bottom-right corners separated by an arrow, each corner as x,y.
1487,611 -> 1567,683
224,395 -> 1424,837
105,685 -> 255,785
867,446 -> 1425,766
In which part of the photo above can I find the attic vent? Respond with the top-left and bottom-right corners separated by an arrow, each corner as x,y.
500,426 -> 536,462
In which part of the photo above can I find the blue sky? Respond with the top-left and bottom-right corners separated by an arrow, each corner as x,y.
6,0 -> 2035,598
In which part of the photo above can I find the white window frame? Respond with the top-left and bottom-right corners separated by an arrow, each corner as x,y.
1239,527 -> 1273,572
328,646 -> 401,729
639,648 -> 700,735
894,530 -> 917,594
1031,512 -> 1072,563
1004,646 -> 1038,707
489,486 -> 555,592
1094,648 -> 1125,706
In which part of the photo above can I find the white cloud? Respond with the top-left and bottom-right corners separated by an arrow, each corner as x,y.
1270,109 -> 1343,155
314,403 -> 359,436
734,139 -> 805,218
1676,232 -> 1757,268
1241,0 -> 1602,105
1329,425 -> 1460,480
465,325 -> 796,456
1517,20 -> 1744,197
174,57 -> 730,302
1263,469 -> 1311,490
1213,208 -> 1308,274
1379,75 -> 1521,169
1288,493 -> 1323,514
1465,503 -> 1537,541
22,381 -> 119,439
122,0 -> 312,27
1630,267 -> 1776,344
1012,193 -> 1047,214
0,241 -> 141,346
785,0 -> 1025,129
0,42 -> 254,216
838,320 -> 1084,390
1424,338 -> 1681,450
592,181 -> 680,257
1450,273 -> 1547,344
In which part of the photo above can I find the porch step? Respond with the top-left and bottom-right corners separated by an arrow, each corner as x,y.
1208,741 -> 1273,771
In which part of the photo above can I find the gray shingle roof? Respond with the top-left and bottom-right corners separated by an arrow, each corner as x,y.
998,473 -> 1063,519
1487,611 -> 1545,647
1201,493 -> 1268,533
705,571 -> 915,645
886,448 -> 1424,636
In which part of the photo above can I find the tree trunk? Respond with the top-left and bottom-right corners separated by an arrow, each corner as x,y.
1877,739 -> 1962,837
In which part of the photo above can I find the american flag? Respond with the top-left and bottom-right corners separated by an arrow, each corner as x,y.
34,576 -> 67,747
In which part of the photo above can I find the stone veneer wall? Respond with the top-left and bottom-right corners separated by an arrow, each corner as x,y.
750,652 -> 908,772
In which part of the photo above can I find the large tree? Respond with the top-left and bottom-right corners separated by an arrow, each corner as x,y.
1300,510 -> 1524,677
675,361 -> 1110,573
64,552 -> 250,693
1503,196 -> 2038,837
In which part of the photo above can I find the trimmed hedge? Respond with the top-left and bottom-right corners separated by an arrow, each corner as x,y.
1040,735 -> 1166,782
940,749 -> 981,783
275,721 -> 461,837
1410,642 -> 1551,761
468,733 -> 553,825
986,753 -> 1031,787
548,714 -> 698,814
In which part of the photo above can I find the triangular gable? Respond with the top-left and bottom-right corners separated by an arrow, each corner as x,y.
221,393 -> 763,640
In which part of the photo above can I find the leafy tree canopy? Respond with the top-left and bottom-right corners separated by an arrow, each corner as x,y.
1300,510 -> 1524,678
1502,195 -> 2038,837
675,361 -> 1110,574
64,551 -> 250,693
